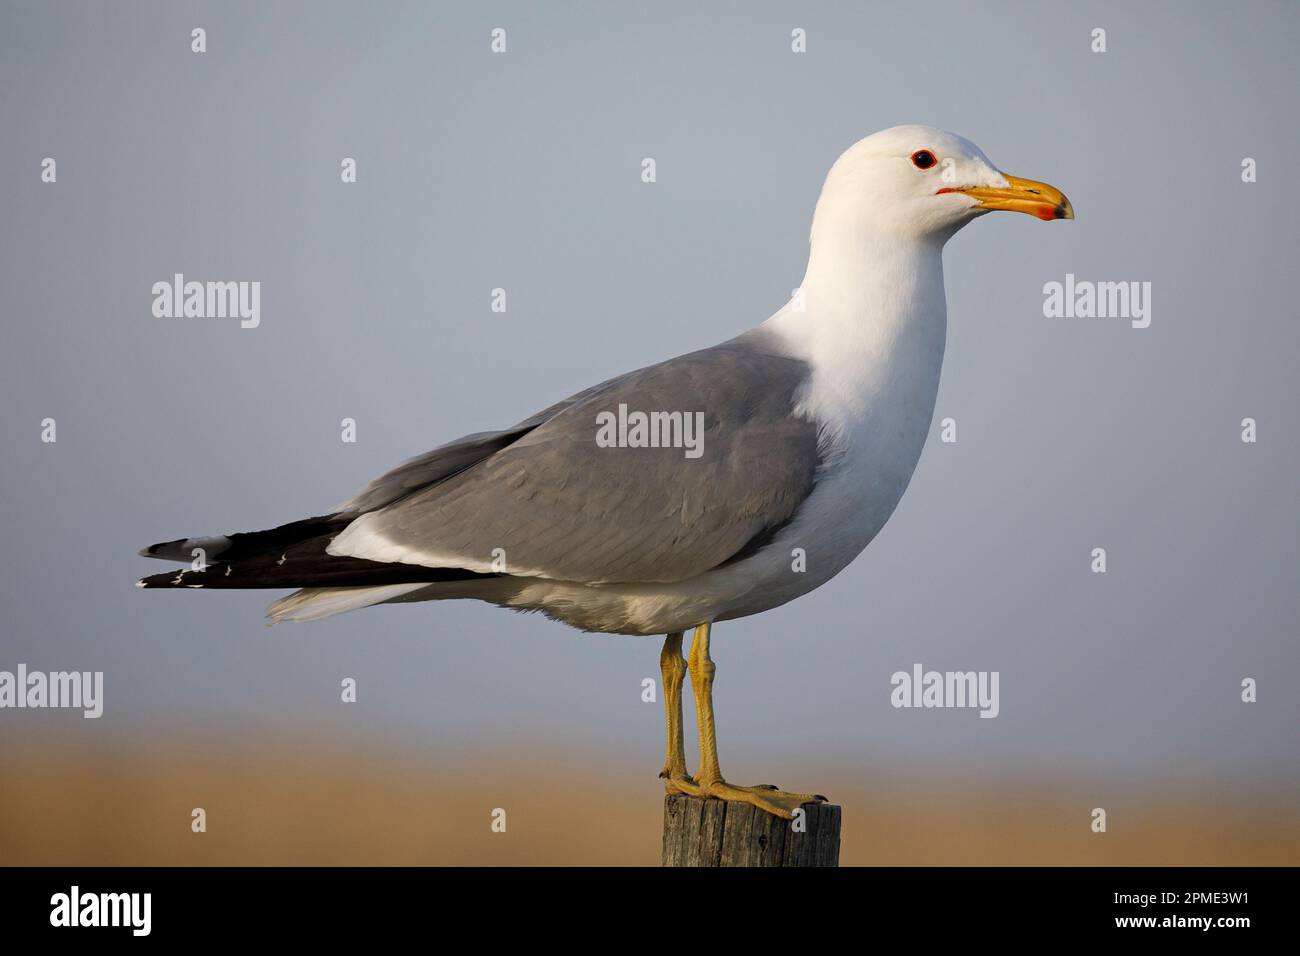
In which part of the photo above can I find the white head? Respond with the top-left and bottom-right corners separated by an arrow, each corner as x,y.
810,125 -> 1073,247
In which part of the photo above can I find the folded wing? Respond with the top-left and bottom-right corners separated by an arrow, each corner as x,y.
329,333 -> 823,585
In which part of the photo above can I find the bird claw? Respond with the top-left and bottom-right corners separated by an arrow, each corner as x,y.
695,779 -> 829,819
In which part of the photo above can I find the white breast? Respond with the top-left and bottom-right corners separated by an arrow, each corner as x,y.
711,235 -> 950,621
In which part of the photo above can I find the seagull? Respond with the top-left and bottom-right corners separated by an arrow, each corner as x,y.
139,126 -> 1072,818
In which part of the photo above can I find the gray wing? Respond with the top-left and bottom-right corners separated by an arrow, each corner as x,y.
337,395 -> 586,514
330,331 -> 823,584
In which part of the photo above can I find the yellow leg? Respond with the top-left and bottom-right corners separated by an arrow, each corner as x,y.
658,632 -> 700,795
686,621 -> 827,819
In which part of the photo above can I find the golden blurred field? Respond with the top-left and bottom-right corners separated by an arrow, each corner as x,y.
2,729 -> 1296,866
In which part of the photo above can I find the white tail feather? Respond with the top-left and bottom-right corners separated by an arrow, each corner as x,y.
266,583 -> 427,624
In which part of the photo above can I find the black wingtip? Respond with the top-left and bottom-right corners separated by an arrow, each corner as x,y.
136,568 -> 204,589
139,537 -> 188,559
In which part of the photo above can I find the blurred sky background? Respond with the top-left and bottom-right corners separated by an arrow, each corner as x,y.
1,1 -> 1297,864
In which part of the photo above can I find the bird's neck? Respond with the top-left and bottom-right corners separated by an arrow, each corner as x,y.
765,235 -> 949,429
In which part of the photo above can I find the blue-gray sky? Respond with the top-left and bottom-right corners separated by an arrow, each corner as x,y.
1,1 -> 1296,793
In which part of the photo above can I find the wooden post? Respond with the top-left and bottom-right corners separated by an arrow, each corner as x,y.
661,794 -> 841,867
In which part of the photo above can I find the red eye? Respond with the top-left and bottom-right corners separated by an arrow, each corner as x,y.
911,149 -> 938,170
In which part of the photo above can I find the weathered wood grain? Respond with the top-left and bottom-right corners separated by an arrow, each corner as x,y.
662,794 -> 841,867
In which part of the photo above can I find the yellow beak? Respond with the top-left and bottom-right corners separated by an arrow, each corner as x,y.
940,174 -> 1074,221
